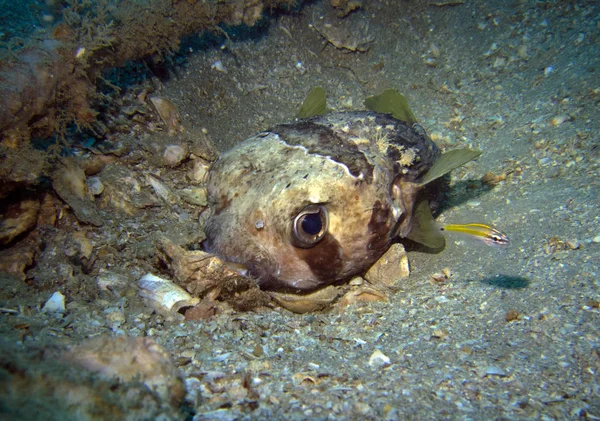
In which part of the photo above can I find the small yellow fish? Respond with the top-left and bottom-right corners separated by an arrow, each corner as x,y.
440,223 -> 509,247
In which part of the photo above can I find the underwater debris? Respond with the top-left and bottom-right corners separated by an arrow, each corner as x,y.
0,0 -> 299,147
150,97 -> 183,135
41,291 -> 66,314
363,243 -> 410,287
269,286 -> 340,313
137,273 -> 200,317
0,337 -> 186,420
0,199 -> 41,246
52,161 -> 103,227
311,9 -> 373,52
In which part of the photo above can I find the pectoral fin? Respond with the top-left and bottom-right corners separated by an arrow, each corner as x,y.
405,199 -> 446,249
364,89 -> 417,125
418,148 -> 482,186
297,87 -> 327,118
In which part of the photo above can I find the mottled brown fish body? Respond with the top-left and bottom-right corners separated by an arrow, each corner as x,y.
204,111 -> 441,291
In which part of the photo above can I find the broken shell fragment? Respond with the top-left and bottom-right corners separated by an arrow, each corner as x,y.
42,291 -> 66,313
337,284 -> 388,308
147,174 -> 179,206
190,157 -> 211,183
150,96 -> 182,134
364,243 -> 409,287
52,162 -> 103,226
137,273 -> 199,315
368,349 -> 391,368
269,286 -> 340,313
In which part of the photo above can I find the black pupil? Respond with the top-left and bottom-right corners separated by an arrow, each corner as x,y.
301,213 -> 322,235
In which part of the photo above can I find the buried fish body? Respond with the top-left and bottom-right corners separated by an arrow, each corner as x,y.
204,90 -> 480,291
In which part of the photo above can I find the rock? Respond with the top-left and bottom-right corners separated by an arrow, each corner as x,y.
52,161 -> 103,226
179,187 -> 208,206
156,237 -> 237,297
64,336 -> 186,405
0,199 -> 41,245
0,337 -> 186,420
98,165 -> 159,216
0,243 -> 35,280
162,144 -> 188,167
86,176 -> 104,195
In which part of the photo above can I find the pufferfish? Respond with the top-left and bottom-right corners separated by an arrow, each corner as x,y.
204,89 -> 480,291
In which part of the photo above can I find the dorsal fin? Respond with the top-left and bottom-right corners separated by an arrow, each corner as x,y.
364,89 -> 417,125
405,199 -> 446,249
418,148 -> 482,186
297,87 -> 327,118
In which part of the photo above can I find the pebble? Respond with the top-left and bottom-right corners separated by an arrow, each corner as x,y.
481,365 -> 507,377
86,176 -> 104,195
592,235 -> 600,244
211,60 -> 227,73
368,349 -> 391,368
163,144 -> 188,167
42,291 -> 66,313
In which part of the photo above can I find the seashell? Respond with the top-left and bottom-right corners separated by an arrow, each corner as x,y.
337,285 -> 388,308
137,273 -> 199,314
269,285 -> 339,313
211,60 -> 227,73
96,269 -> 128,293
52,161 -> 103,226
363,243 -> 409,287
149,96 -> 182,134
71,231 -> 93,259
98,165 -> 158,216
368,349 -> 391,368
190,157 -> 211,183
147,174 -> 179,206
549,114 -> 571,127
42,291 -> 66,313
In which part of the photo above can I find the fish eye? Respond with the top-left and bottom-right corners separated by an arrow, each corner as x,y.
292,204 -> 328,248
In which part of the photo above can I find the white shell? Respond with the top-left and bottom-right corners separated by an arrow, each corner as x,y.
42,291 -> 66,313
368,349 -> 391,368
137,273 -> 199,313
147,175 -> 179,205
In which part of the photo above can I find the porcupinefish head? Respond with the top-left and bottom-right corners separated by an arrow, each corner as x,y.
203,89 -> 480,291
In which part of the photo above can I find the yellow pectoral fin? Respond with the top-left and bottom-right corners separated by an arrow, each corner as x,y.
364,89 -> 417,125
297,87 -> 327,119
418,148 -> 482,186
405,200 -> 445,249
